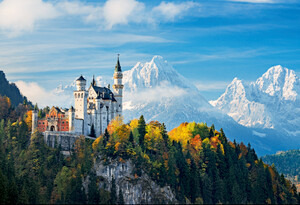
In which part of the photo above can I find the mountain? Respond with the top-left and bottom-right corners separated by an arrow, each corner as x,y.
55,58 -> 299,155
123,56 -> 237,131
0,70 -> 31,107
210,65 -> 300,136
262,149 -> 300,192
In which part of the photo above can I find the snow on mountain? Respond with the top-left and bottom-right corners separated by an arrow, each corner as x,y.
122,55 -> 229,129
54,59 -> 300,155
210,65 -> 300,135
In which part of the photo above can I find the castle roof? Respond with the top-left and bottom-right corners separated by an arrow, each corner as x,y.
115,56 -> 122,72
91,85 -> 117,102
76,75 -> 86,81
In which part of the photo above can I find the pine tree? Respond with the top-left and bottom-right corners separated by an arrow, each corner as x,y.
103,128 -> 110,147
128,131 -> 134,147
190,157 -> 200,203
90,124 -> 96,138
137,115 -> 146,149
110,176 -> 117,204
88,172 -> 100,204
118,187 -> 125,205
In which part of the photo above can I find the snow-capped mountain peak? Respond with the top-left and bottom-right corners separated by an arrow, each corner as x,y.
256,65 -> 299,101
211,65 -> 300,132
123,55 -> 196,92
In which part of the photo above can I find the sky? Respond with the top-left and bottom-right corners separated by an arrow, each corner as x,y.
0,0 -> 299,107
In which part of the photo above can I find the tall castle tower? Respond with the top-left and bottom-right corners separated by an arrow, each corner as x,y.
113,55 -> 124,117
74,75 -> 88,120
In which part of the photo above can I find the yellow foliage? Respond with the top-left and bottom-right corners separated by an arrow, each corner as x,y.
107,115 -> 124,135
169,122 -> 193,148
115,124 -> 130,142
25,110 -> 33,131
92,136 -> 102,150
129,119 -> 139,130
115,142 -> 121,151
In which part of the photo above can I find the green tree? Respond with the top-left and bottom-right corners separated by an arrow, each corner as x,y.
110,176 -> 117,204
118,187 -> 125,205
137,115 -> 146,149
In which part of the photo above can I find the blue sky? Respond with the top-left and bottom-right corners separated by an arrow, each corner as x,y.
0,0 -> 299,105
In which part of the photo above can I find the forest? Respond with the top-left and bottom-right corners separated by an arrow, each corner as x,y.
0,94 -> 299,204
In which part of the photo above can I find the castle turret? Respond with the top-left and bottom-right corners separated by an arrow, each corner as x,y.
113,55 -> 124,117
74,75 -> 88,122
68,106 -> 75,132
32,104 -> 38,132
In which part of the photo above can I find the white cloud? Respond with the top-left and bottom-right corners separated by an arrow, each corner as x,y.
0,0 -> 59,36
124,81 -> 187,104
103,0 -> 145,29
59,0 -> 198,29
152,1 -> 199,21
194,81 -> 229,91
15,81 -> 72,108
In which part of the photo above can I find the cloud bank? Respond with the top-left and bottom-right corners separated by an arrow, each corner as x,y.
0,0 -> 58,36
0,0 -> 199,35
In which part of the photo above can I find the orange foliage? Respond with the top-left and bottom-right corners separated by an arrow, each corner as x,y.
107,115 -> 124,135
190,134 -> 202,151
92,136 -> 102,150
210,136 -> 220,149
25,110 -> 32,131
239,142 -> 248,156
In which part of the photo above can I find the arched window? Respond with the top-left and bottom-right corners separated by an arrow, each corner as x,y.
81,93 -> 83,98
75,93 -> 77,98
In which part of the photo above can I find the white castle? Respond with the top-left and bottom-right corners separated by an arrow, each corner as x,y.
32,57 -> 123,138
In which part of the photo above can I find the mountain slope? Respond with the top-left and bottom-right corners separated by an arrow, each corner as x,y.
0,70 -> 31,107
210,65 -> 300,137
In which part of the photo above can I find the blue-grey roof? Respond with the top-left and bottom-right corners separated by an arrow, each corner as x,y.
77,75 -> 86,81
91,85 -> 116,101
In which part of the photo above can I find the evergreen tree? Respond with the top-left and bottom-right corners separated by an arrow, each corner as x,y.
90,124 -> 96,138
103,128 -> 110,147
137,115 -> 146,149
128,131 -> 134,147
88,172 -> 100,204
110,176 -> 117,204
118,187 -> 125,205
190,157 -> 200,203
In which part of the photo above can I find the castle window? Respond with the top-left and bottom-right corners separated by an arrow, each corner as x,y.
43,122 -> 45,124
75,93 -> 77,98
81,93 -> 83,98
62,121 -> 64,124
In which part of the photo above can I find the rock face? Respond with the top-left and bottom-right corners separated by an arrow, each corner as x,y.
93,158 -> 177,204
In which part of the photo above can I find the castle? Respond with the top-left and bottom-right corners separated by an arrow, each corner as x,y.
32,57 -> 123,138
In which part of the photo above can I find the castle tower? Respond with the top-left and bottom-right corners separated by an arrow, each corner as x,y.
32,105 -> 38,132
68,106 -> 75,132
113,55 -> 124,117
74,75 -> 88,120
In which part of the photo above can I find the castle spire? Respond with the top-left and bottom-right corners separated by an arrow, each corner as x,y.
92,75 -> 96,86
115,54 -> 122,72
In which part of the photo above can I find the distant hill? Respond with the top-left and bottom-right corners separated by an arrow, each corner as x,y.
0,70 -> 31,107
262,150 -> 300,192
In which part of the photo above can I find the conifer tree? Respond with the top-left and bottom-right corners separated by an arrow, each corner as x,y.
118,187 -> 124,205
137,115 -> 146,149
90,124 -> 96,138
128,131 -> 134,147
110,176 -> 117,204
88,172 -> 100,204
103,128 -> 110,147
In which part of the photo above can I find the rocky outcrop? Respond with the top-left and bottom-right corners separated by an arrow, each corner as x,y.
93,157 -> 177,204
